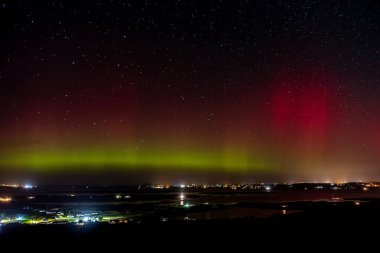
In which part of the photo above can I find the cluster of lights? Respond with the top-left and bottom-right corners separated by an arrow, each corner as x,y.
115,194 -> 131,199
135,182 -> 380,192
168,183 -> 279,190
0,184 -> 20,188
0,211 -> 131,226
152,185 -> 170,189
0,183 -> 35,189
0,197 -> 12,202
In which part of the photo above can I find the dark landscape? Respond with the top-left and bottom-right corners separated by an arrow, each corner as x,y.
2,182 -> 380,240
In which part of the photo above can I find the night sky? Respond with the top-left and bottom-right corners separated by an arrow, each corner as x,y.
1,0 -> 380,184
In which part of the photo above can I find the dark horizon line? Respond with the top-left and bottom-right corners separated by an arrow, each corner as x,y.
1,181 -> 379,187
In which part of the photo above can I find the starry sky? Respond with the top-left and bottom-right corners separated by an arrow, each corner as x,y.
1,0 -> 380,184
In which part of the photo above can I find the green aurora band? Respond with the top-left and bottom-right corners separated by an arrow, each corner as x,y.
0,147 -> 274,172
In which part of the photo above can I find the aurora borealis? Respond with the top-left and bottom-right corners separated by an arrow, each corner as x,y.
1,1 -> 380,183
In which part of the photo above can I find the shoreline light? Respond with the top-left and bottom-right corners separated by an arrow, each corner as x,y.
0,197 -> 12,202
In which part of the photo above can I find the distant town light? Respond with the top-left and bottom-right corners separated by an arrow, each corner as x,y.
0,197 -> 12,202
0,184 -> 20,188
